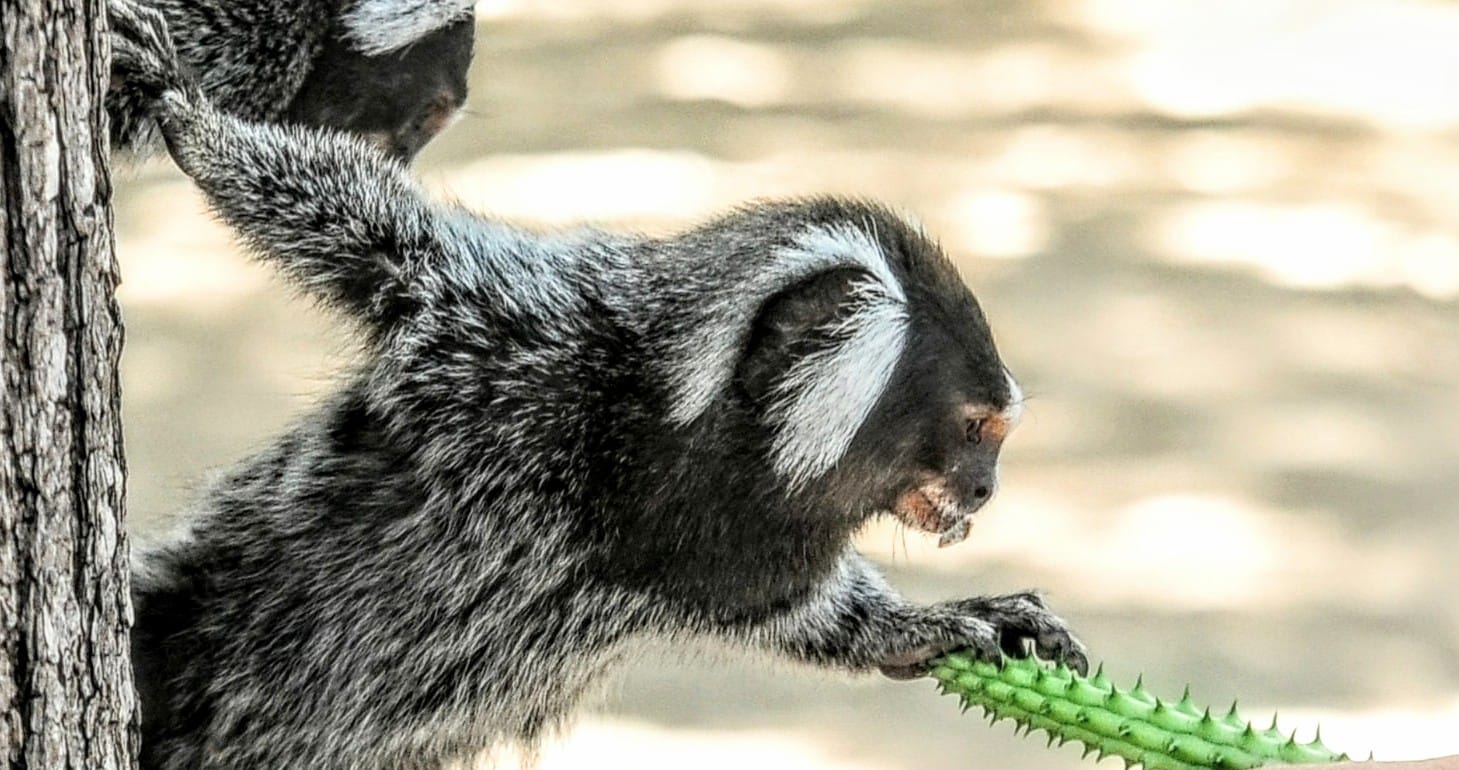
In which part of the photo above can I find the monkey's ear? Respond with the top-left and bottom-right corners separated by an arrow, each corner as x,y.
737,268 -> 862,405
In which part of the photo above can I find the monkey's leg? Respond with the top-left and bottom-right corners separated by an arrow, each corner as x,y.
111,0 -> 452,325
756,554 -> 1086,680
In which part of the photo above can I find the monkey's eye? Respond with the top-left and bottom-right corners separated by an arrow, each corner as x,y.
965,418 -> 984,444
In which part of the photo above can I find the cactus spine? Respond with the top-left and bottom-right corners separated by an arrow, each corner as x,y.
929,653 -> 1347,770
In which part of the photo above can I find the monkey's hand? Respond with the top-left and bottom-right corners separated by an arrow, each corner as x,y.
110,0 -> 453,328
877,591 -> 1088,680
759,556 -> 1088,681
108,0 -> 206,148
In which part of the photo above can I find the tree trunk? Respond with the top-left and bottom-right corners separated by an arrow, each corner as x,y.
0,0 -> 137,767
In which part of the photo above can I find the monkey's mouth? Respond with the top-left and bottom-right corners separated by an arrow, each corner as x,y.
892,480 -> 976,548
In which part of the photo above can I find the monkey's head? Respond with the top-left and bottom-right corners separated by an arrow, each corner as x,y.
847,304 -> 1022,548
688,201 -> 1019,547
286,5 -> 475,162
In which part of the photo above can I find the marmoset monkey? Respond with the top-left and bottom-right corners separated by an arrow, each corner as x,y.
111,5 -> 1088,768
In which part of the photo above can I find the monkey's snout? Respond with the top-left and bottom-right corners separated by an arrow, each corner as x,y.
892,478 -> 989,548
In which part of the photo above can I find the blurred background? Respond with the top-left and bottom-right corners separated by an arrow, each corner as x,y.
113,0 -> 1459,767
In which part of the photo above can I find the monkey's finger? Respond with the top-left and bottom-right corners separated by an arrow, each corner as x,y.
1065,648 -> 1091,676
1033,631 -> 1080,669
949,591 -> 1088,674
957,618 -> 1005,664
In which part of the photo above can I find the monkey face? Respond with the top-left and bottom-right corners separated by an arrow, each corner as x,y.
801,271 -> 1018,547
723,205 -> 1021,547
285,16 -> 474,162
880,299 -> 1021,545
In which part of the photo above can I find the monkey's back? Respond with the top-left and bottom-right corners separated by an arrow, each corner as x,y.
130,384 -> 623,769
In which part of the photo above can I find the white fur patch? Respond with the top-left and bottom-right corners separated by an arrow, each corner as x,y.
768,280 -> 907,489
752,551 -> 891,648
667,224 -> 905,428
342,0 -> 475,56
1002,368 -> 1024,425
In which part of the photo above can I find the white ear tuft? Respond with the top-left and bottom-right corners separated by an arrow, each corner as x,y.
767,280 -> 908,489
342,0 -> 475,56
1002,369 -> 1024,425
667,223 -> 907,429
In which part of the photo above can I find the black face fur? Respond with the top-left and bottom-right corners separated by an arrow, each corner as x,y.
780,215 -> 1016,545
607,203 -> 1020,617
285,16 -> 474,162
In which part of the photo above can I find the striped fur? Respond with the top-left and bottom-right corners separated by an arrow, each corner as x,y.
110,9 -> 1088,768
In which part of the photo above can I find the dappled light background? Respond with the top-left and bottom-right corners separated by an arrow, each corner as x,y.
114,0 -> 1459,767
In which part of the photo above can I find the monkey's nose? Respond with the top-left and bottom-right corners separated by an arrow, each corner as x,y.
962,480 -> 997,517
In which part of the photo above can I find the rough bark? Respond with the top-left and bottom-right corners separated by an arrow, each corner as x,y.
0,0 -> 137,767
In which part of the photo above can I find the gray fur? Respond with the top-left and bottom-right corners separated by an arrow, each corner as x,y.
664,223 -> 905,427
107,0 -> 474,159
111,5 -> 1087,769
108,0 -> 334,151
342,0 -> 475,56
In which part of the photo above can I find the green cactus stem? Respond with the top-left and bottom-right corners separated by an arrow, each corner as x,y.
929,653 -> 1349,770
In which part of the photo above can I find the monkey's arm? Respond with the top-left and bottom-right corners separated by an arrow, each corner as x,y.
108,0 -> 327,151
166,104 -> 444,323
111,0 -> 449,324
756,553 -> 1087,679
